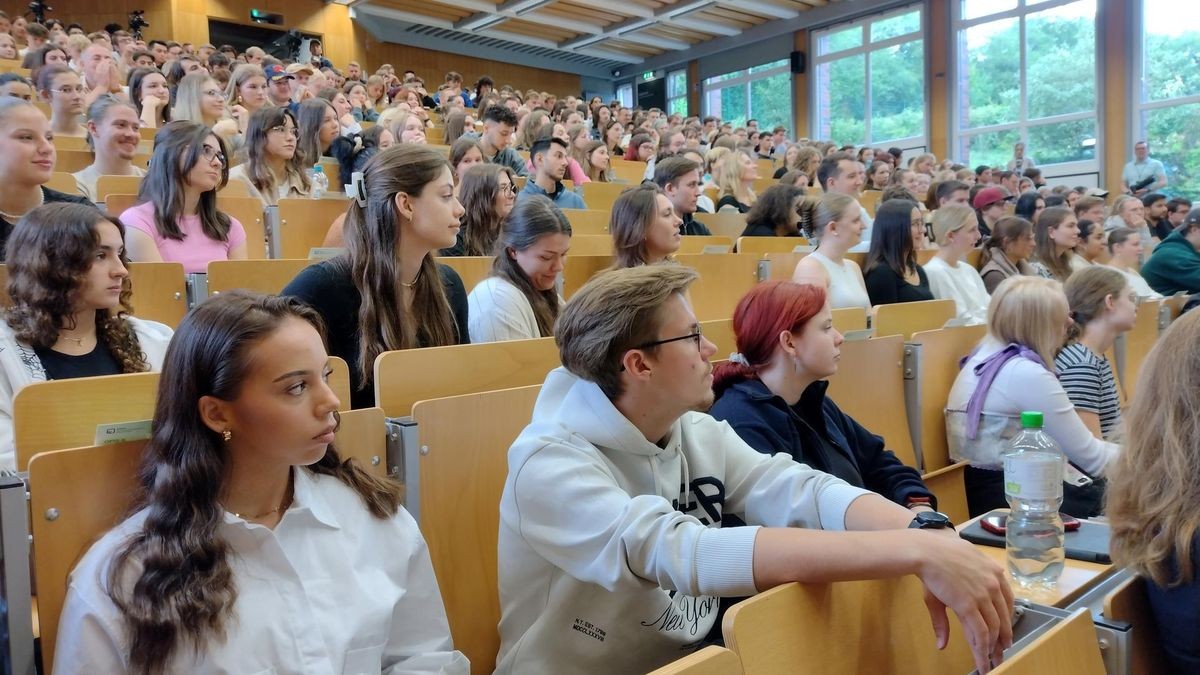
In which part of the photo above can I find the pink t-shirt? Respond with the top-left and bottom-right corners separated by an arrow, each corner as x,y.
120,201 -> 247,274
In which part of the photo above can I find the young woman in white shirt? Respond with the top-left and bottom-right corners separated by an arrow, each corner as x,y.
53,290 -> 468,674
227,106 -> 311,206
1104,227 -> 1163,299
924,203 -> 989,324
468,195 -> 571,343
946,276 -> 1119,517
791,192 -> 871,310
609,183 -> 683,268
73,95 -> 146,202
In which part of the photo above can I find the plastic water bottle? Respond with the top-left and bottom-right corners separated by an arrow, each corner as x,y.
310,165 -> 328,199
1003,411 -> 1065,589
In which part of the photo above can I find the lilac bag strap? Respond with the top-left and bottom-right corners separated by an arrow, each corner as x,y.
962,343 -> 1050,440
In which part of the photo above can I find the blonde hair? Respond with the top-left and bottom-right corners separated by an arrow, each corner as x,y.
986,276 -> 1068,366
715,149 -> 755,206
224,64 -> 265,107
797,192 -> 856,243
931,203 -> 976,245
556,264 -> 698,399
1108,310 -> 1200,587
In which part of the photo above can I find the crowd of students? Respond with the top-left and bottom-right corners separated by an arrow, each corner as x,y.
0,13 -> 1194,673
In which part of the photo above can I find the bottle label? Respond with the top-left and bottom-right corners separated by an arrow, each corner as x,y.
1003,454 -> 1062,500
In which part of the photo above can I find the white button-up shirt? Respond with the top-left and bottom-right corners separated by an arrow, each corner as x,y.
53,468 -> 469,674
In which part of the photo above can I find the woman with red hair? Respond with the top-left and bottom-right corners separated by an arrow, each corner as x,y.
709,280 -> 938,510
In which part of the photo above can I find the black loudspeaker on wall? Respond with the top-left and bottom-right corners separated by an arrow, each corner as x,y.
790,50 -> 807,75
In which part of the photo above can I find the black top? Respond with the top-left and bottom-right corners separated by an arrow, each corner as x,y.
34,341 -> 122,380
282,258 -> 470,409
740,220 -> 804,238
1148,216 -> 1173,242
863,264 -> 933,306
715,195 -> 752,214
0,187 -> 95,259
1146,536 -> 1200,672
680,212 -> 712,236
710,378 -> 933,507
773,167 -> 787,179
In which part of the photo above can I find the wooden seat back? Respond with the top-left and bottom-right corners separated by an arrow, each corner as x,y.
578,182 -> 630,210
216,196 -> 268,259
908,325 -> 988,471
45,172 -> 80,195
610,159 -> 648,183
735,237 -> 809,254
277,198 -> 351,259
825,335 -> 918,468
722,577 -> 975,673
674,254 -> 764,322
207,258 -> 313,295
1102,574 -> 1169,675
562,254 -> 614,298
436,256 -> 494,293
411,385 -> 541,674
678,236 -> 734,254
872,298 -> 957,339
127,261 -> 189,328
561,208 -> 612,235
28,406 -> 389,673
14,360 -> 352,471
94,175 -> 143,203
831,306 -> 868,334
566,234 -> 615,257
762,251 -> 809,280
694,212 -> 749,240
991,609 -> 1105,674
1121,298 -> 1164,399
374,338 -> 558,418
648,646 -> 744,675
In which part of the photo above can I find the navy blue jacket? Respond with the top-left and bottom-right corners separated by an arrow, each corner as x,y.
710,378 -> 934,508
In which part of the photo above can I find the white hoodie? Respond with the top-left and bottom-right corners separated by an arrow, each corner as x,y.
496,367 -> 871,674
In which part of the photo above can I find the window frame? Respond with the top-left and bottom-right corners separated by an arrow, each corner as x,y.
667,68 -> 688,117
701,58 -> 792,130
809,3 -> 928,150
951,0 -> 1101,177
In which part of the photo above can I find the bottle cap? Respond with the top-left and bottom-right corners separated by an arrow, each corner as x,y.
1020,411 -> 1044,428
313,164 -> 324,172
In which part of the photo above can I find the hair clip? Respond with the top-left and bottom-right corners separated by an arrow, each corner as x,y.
345,171 -> 367,207
728,352 -> 750,366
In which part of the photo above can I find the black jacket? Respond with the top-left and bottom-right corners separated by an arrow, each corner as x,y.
680,212 -> 712,236
710,378 -> 934,508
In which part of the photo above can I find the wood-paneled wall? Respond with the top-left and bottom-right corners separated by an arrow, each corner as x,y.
44,0 -> 175,44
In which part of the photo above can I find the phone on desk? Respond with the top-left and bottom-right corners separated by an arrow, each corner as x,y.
980,512 -> 1080,536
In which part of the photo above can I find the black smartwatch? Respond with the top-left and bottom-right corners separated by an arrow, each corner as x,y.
908,511 -> 954,531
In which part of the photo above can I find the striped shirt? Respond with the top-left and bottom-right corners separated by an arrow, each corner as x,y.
1055,342 -> 1121,439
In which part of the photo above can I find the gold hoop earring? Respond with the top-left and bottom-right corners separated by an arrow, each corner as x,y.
223,429 -> 232,442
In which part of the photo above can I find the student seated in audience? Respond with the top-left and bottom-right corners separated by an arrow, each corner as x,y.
710,280 -> 936,508
1057,266 -> 1136,442
516,136 -> 586,210
1028,207 -> 1079,281
469,105 -> 527,178
121,121 -> 247,272
0,202 -> 171,471
924,204 -> 989,324
53,291 -> 468,673
1013,191 -> 1044,224
0,98 -> 93,256
715,148 -> 758,213
128,67 -> 170,129
1141,207 -> 1200,296
171,72 -> 239,145
448,136 -> 483,199
0,72 -> 32,100
1103,227 -> 1164,300
284,145 -> 469,409
36,64 -> 86,138
791,193 -> 871,310
224,64 -> 270,135
652,156 -> 712,235
946,276 -> 1119,517
496,264 -> 1012,675
295,98 -> 341,166
740,183 -> 805,237
978,216 -> 1036,294
972,187 -> 1009,239
467,195 -> 570,343
443,163 -> 516,256
580,140 -> 611,183
609,183 -> 682,268
863,199 -> 934,305
817,151 -> 873,251
1108,309 -> 1200,673
227,106 -> 312,206
73,95 -> 146,202
1071,218 -> 1107,270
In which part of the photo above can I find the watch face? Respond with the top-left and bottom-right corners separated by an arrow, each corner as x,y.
919,511 -> 951,526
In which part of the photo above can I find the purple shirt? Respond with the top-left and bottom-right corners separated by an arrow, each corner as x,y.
120,201 -> 247,274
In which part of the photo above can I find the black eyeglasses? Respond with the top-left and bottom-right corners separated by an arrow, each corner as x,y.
620,327 -> 704,371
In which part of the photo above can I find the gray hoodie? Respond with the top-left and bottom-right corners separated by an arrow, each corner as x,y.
496,367 -> 869,674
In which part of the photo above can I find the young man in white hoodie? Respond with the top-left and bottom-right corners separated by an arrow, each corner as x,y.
497,265 -> 1015,675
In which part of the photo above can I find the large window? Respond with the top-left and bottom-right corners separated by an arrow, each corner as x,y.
1136,0 -> 1200,199
812,5 -> 926,148
953,0 -> 1098,170
667,69 -> 688,117
616,84 -> 633,109
702,59 -> 792,131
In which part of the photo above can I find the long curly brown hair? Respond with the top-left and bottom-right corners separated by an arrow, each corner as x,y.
3,202 -> 148,373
